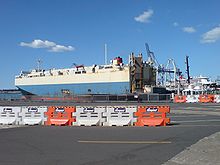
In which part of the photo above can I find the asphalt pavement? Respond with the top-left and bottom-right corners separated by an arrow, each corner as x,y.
0,102 -> 220,165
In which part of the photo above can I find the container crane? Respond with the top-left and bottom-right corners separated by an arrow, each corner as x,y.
145,43 -> 164,85
144,43 -> 182,88
164,59 -> 181,87
145,43 -> 160,68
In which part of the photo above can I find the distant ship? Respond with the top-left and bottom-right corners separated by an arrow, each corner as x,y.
15,53 -> 157,96
182,75 -> 217,95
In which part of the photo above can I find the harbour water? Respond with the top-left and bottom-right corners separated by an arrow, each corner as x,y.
0,89 -> 22,100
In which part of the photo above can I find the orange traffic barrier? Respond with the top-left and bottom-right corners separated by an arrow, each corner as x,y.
45,106 -> 76,126
174,95 -> 186,103
134,106 -> 170,127
208,94 -> 215,102
199,95 -> 214,103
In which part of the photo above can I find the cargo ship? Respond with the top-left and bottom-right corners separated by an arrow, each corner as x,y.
15,53 -> 156,96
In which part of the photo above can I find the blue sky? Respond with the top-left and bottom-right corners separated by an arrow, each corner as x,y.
0,0 -> 220,88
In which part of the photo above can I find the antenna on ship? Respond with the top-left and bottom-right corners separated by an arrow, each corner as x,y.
37,59 -> 42,71
104,43 -> 107,65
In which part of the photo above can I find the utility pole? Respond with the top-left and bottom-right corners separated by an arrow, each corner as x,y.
186,56 -> 190,84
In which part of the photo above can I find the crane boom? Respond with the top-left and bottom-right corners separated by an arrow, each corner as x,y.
145,43 -> 159,67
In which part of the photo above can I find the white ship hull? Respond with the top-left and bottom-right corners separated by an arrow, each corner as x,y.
15,67 -> 130,96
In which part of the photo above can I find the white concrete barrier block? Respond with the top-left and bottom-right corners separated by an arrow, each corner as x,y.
186,95 -> 199,103
20,106 -> 47,125
103,106 -> 137,126
214,95 -> 220,103
0,106 -> 21,125
73,106 -> 106,126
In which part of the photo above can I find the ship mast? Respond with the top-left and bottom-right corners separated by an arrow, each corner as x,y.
104,43 -> 107,65
37,59 -> 42,71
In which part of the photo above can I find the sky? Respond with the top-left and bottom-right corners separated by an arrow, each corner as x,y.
0,0 -> 220,89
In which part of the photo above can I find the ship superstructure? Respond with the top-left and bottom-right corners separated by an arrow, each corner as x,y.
15,54 -> 156,96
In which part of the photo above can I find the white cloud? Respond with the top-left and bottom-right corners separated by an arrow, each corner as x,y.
134,9 -> 154,23
201,26 -> 220,43
49,45 -> 74,52
20,39 -> 56,48
182,26 -> 196,33
173,22 -> 179,27
20,39 -> 74,52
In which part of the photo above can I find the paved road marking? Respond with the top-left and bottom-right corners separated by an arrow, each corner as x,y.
182,107 -> 210,110
78,140 -> 171,144
169,115 -> 207,117
171,125 -> 220,127
202,105 -> 220,108
181,106 -> 220,110
172,119 -> 220,123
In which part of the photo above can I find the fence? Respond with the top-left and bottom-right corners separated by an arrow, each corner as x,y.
27,94 -> 171,103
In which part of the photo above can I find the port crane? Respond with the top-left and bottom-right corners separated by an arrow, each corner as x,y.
145,43 -> 182,87
164,58 -> 182,87
145,43 -> 164,85
145,43 -> 160,68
